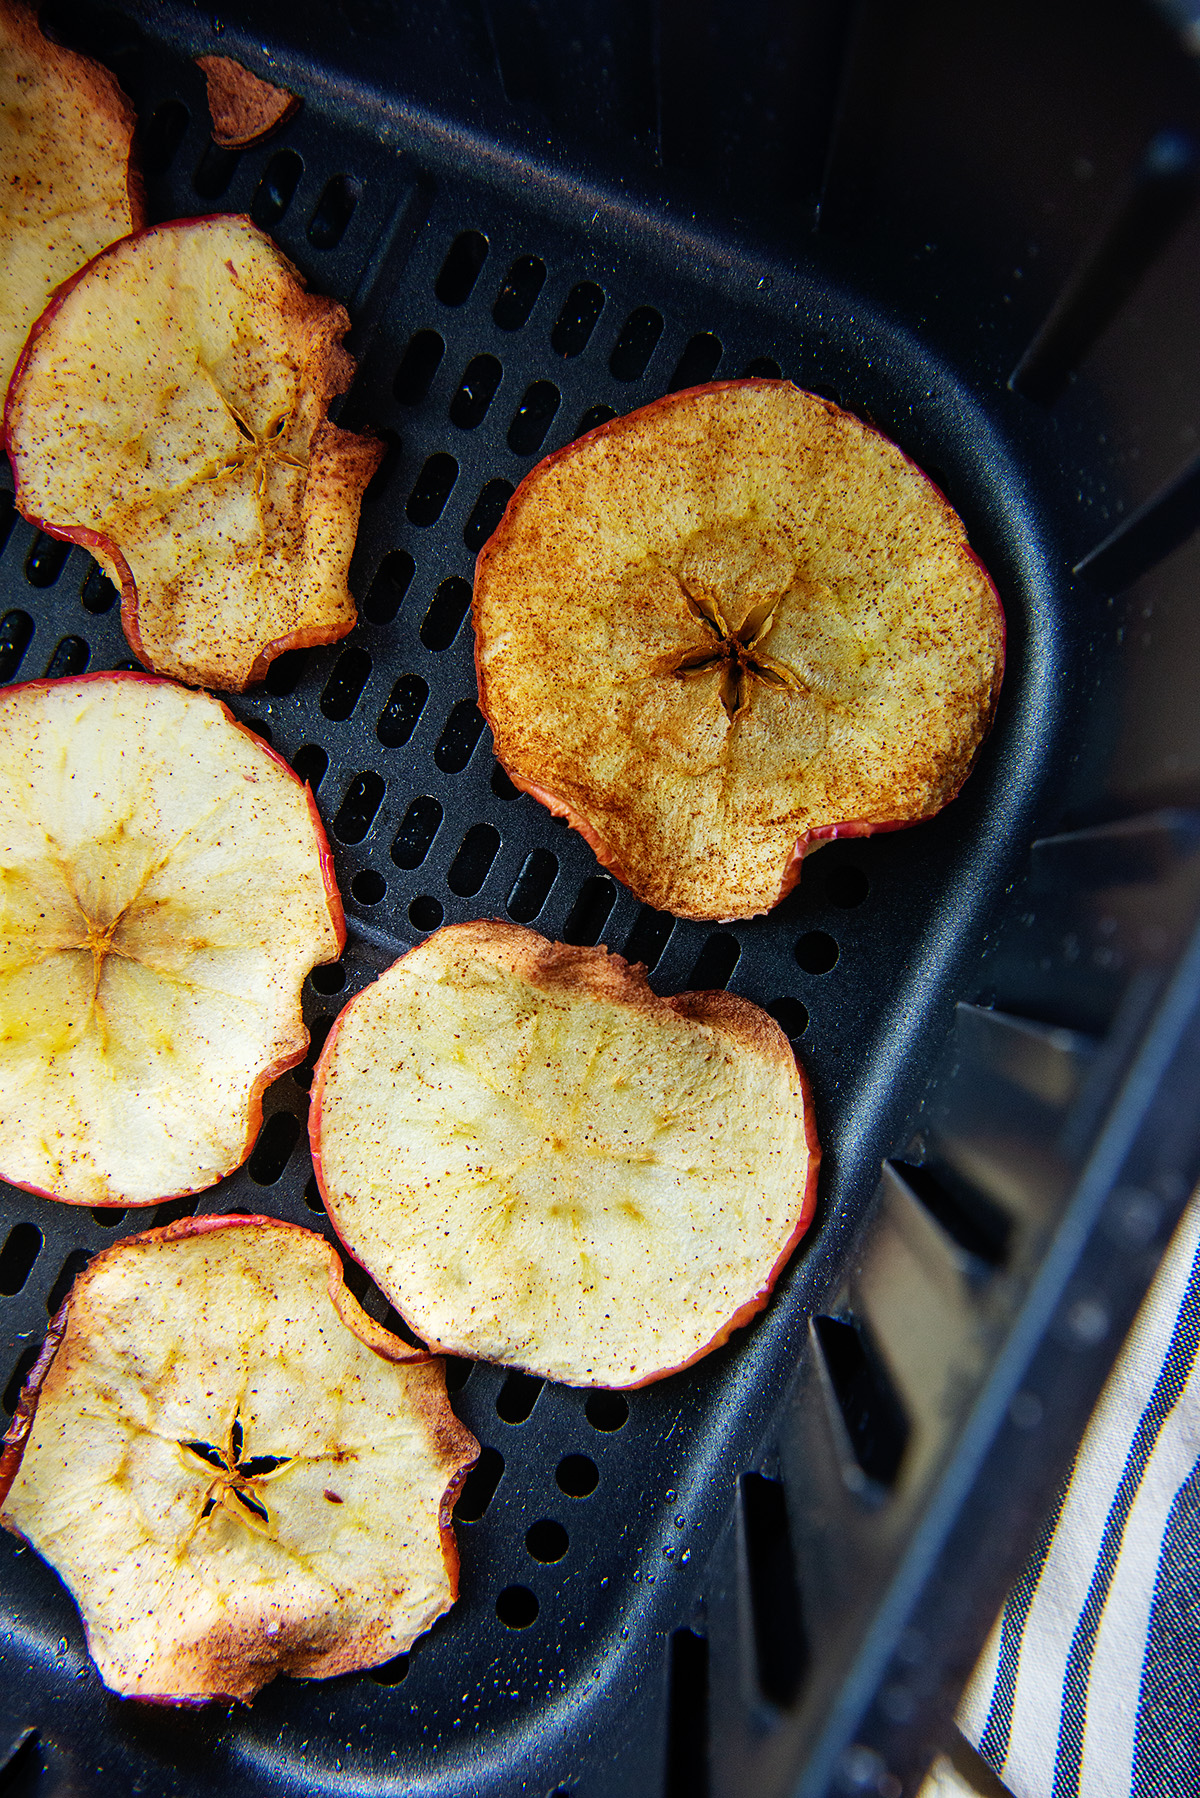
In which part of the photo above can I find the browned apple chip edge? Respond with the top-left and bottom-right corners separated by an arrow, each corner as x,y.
0,671 -> 346,1210
473,379 -> 1007,922
196,54 -> 300,147
0,1214 -> 479,1706
3,218 -> 384,693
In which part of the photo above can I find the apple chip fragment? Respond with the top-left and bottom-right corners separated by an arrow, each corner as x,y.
0,1217 -> 479,1704
310,921 -> 820,1388
5,214 -> 383,690
473,379 -> 1006,920
0,0 -> 145,423
0,674 -> 344,1206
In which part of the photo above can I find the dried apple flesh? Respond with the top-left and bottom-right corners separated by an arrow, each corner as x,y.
0,674 -> 343,1206
5,214 -> 382,691
0,1217 -> 478,1704
474,380 -> 1006,920
311,921 -> 819,1388
0,1 -> 144,423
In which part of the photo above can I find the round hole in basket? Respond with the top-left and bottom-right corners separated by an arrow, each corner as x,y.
795,931 -> 839,975
525,1520 -> 569,1563
310,961 -> 347,995
585,1391 -> 629,1432
408,895 -> 444,932
556,1454 -> 598,1497
351,870 -> 386,905
496,1585 -> 539,1629
825,865 -> 870,908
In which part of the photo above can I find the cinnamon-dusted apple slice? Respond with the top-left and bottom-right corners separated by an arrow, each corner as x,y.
0,673 -> 344,1206
5,214 -> 383,691
196,54 -> 299,146
0,1216 -> 479,1704
0,1 -> 145,429
310,920 -> 819,1388
473,380 -> 1005,921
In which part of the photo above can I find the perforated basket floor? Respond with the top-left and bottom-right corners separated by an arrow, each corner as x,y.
2,4 -> 1200,1797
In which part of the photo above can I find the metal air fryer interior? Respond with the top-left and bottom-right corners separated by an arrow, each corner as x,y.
2,1 -> 1200,1794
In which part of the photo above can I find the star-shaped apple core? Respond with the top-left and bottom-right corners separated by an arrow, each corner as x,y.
180,1410 -> 291,1542
178,1409 -> 291,1539
668,572 -> 803,723
0,677 -> 345,1206
6,215 -> 384,691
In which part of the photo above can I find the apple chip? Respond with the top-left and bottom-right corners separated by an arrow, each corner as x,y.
5,214 -> 384,690
0,673 -> 344,1206
474,379 -> 1006,920
0,1216 -> 478,1704
0,1 -> 145,427
196,55 -> 299,146
310,921 -> 819,1388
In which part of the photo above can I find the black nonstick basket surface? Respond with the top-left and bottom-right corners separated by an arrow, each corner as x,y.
4,1 -> 1200,1794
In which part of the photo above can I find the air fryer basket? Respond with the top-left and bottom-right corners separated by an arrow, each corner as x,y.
2,1 -> 1200,1793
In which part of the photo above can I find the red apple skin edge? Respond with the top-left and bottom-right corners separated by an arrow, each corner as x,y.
0,1212 -> 474,1706
0,671 -> 345,1210
3,215 -> 368,692
308,948 -> 822,1391
0,39 -> 147,456
472,379 -> 1007,923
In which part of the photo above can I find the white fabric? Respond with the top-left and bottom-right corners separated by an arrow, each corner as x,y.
955,1191 -> 1200,1798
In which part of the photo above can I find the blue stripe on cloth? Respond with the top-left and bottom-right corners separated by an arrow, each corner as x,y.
977,1470 -> 1074,1774
1051,1239 -> 1200,1798
1131,1452 -> 1200,1798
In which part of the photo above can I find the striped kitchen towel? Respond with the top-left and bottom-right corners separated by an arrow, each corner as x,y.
956,1186 -> 1200,1798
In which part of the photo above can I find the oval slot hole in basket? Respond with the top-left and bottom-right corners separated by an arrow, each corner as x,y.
507,848 -> 557,922
252,148 -> 303,228
248,1112 -> 301,1185
407,454 -> 458,526
25,533 -> 70,588
609,307 -> 664,381
420,577 -> 472,650
45,1249 -> 91,1318
496,1370 -> 543,1423
562,876 -> 616,946
307,174 -> 360,250
623,906 -> 673,973
4,1342 -> 41,1414
740,1471 -> 808,1708
365,549 -> 415,625
292,744 -> 328,792
493,255 -> 546,329
455,1445 -> 504,1521
43,636 -> 88,679
447,823 -> 500,896
377,675 -> 428,749
193,139 -> 240,200
333,772 -> 385,844
142,99 -> 188,175
434,702 -> 485,774
551,281 -> 605,357
391,797 -> 442,869
668,332 -> 723,392
813,1313 -> 909,1489
394,330 -> 444,405
449,354 -> 502,430
0,1222 -> 41,1296
686,931 -> 740,990
81,564 -> 118,614
508,381 -> 560,456
320,647 -> 372,721
464,478 -> 514,552
436,230 -> 488,306
0,611 -> 32,682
